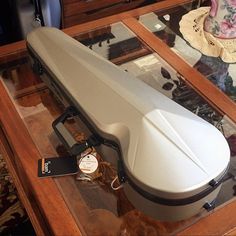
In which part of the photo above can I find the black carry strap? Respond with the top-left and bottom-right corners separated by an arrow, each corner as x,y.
33,0 -> 45,26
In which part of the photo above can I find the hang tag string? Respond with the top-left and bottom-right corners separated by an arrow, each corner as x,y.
111,175 -> 123,190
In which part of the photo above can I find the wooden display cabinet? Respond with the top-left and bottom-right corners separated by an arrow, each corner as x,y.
0,0 -> 236,235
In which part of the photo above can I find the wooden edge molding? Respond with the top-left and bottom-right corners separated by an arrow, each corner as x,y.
223,226 -> 236,236
177,200 -> 236,235
122,17 -> 236,123
63,0 -> 192,36
0,81 -> 82,236
0,0 -> 192,63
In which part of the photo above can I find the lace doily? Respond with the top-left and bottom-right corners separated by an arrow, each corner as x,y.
179,7 -> 236,63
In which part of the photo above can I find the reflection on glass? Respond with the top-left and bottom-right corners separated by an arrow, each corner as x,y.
74,22 -> 151,65
194,55 -> 236,97
1,17 -> 236,234
139,4 -> 236,103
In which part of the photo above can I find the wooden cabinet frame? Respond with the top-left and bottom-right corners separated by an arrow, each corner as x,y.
0,0 -> 235,235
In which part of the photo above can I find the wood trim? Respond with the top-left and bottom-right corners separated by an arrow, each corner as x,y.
0,81 -> 82,236
62,0 -> 78,4
111,47 -> 150,65
63,0 -> 192,36
0,40 -> 26,64
122,17 -> 236,122
63,0 -> 146,27
63,0 -> 128,16
177,200 -> 236,235
224,227 -> 236,236
0,0 -> 192,63
13,83 -> 47,100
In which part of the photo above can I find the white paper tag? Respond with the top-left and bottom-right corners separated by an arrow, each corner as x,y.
79,154 -> 98,174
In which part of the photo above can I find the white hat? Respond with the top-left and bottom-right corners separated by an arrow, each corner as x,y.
179,7 -> 236,63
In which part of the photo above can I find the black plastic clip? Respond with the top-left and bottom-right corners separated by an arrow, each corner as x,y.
117,160 -> 126,183
203,199 -> 216,212
32,58 -> 43,75
209,179 -> 218,187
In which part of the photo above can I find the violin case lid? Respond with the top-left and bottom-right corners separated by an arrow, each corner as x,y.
27,27 -> 230,201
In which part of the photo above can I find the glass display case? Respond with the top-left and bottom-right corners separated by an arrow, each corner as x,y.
0,0 -> 236,235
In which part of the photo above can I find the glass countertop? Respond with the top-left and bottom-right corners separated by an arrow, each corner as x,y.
138,1 -> 236,103
0,18 -> 236,235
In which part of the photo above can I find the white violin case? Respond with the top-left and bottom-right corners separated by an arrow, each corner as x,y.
27,27 -> 230,221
